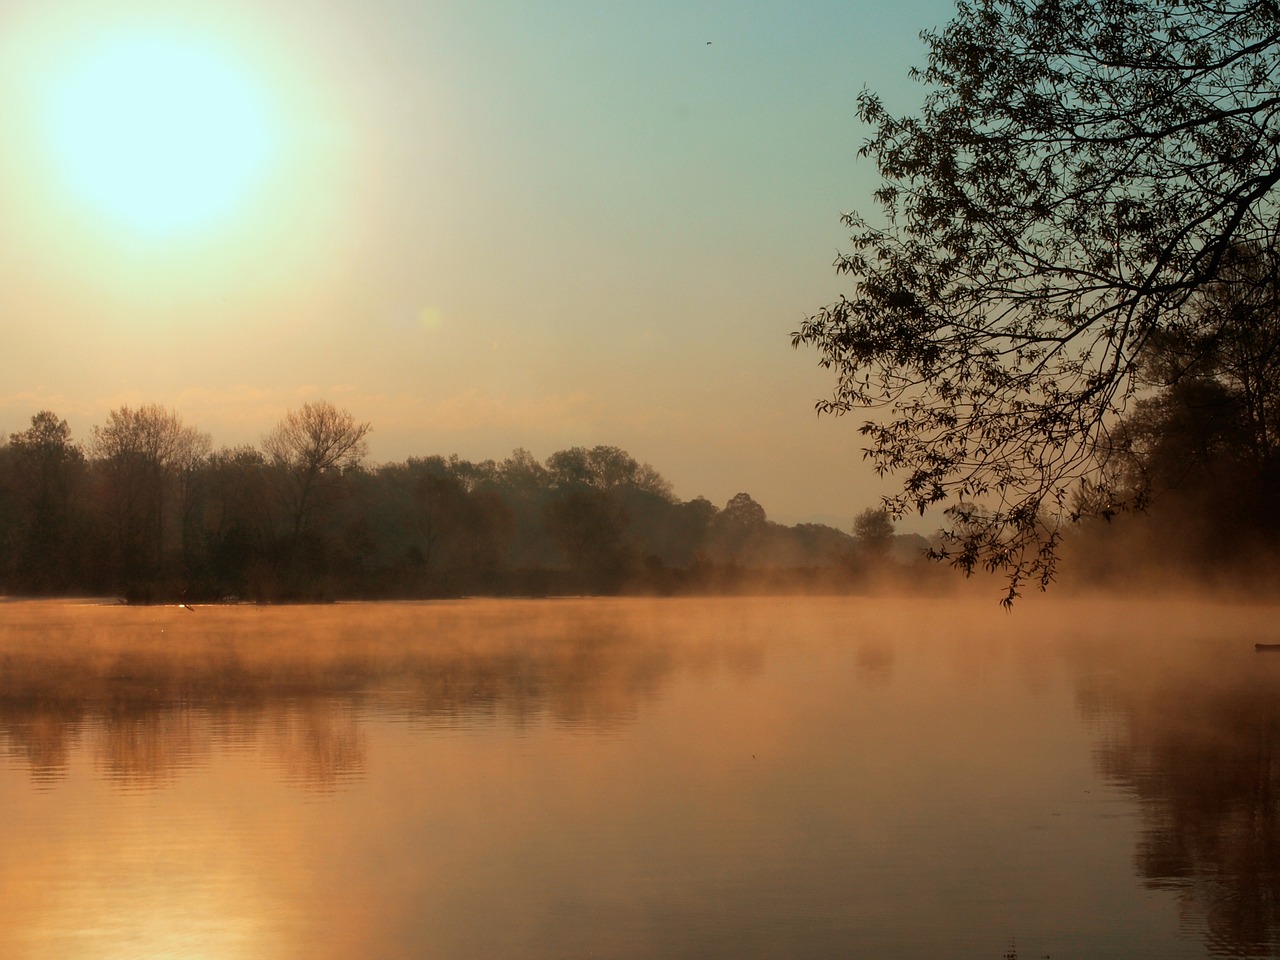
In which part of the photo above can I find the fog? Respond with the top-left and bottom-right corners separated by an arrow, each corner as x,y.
0,598 -> 768,788
2,592 -> 1275,785
1,594 -> 1279,958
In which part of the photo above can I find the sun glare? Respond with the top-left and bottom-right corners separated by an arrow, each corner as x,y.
42,29 -> 276,238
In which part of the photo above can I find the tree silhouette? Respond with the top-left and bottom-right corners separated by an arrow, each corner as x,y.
794,0 -> 1280,602
263,400 -> 370,540
853,507 -> 895,560
1134,242 -> 1280,476
543,490 -> 632,591
5,411 -> 85,591
1065,243 -> 1280,579
90,404 -> 210,593
0,403 -> 885,598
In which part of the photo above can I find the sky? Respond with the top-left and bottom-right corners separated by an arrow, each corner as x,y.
0,0 -> 956,529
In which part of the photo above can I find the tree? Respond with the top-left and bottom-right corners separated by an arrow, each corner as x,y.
545,445 -> 674,498
525,445 -> 677,583
542,489 -> 632,591
1137,242 -> 1280,477
708,492 -> 769,563
488,449 -> 557,570
1076,241 -> 1280,576
718,492 -> 766,530
201,445 -> 274,595
263,401 -> 371,540
853,507 -> 895,559
673,496 -> 719,565
5,411 -> 85,591
413,473 -> 513,584
170,418 -> 214,575
792,0 -> 1280,602
90,404 -> 209,592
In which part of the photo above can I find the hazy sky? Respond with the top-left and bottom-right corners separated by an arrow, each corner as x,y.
0,0 -> 954,528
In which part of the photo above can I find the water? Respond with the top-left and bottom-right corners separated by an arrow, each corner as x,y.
0,594 -> 1277,959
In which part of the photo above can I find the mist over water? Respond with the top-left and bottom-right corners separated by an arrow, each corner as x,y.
0,595 -> 1277,959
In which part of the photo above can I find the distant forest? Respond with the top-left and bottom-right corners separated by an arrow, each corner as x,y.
0,401 -> 933,602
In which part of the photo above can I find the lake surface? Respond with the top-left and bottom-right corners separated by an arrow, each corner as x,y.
0,594 -> 1278,959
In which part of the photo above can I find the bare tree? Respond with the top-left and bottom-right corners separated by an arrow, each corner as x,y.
263,400 -> 371,539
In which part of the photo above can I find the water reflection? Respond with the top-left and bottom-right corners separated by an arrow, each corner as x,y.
1073,628 -> 1280,958
0,599 -> 762,791
2,596 -> 1279,959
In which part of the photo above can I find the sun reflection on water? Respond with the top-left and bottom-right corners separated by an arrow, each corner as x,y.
12,794 -> 289,960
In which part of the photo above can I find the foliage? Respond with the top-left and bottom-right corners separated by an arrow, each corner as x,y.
853,507 -> 895,556
793,0 -> 1280,603
717,492 -> 767,531
413,472 -> 514,588
545,445 -> 674,499
543,489 -> 632,591
1132,242 -> 1280,476
1071,241 -> 1280,578
0,403 -> 938,600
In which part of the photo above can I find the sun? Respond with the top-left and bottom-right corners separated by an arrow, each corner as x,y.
41,29 -> 276,239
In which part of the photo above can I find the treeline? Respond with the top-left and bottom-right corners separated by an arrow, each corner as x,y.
0,401 -> 928,601
1060,243 -> 1280,593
